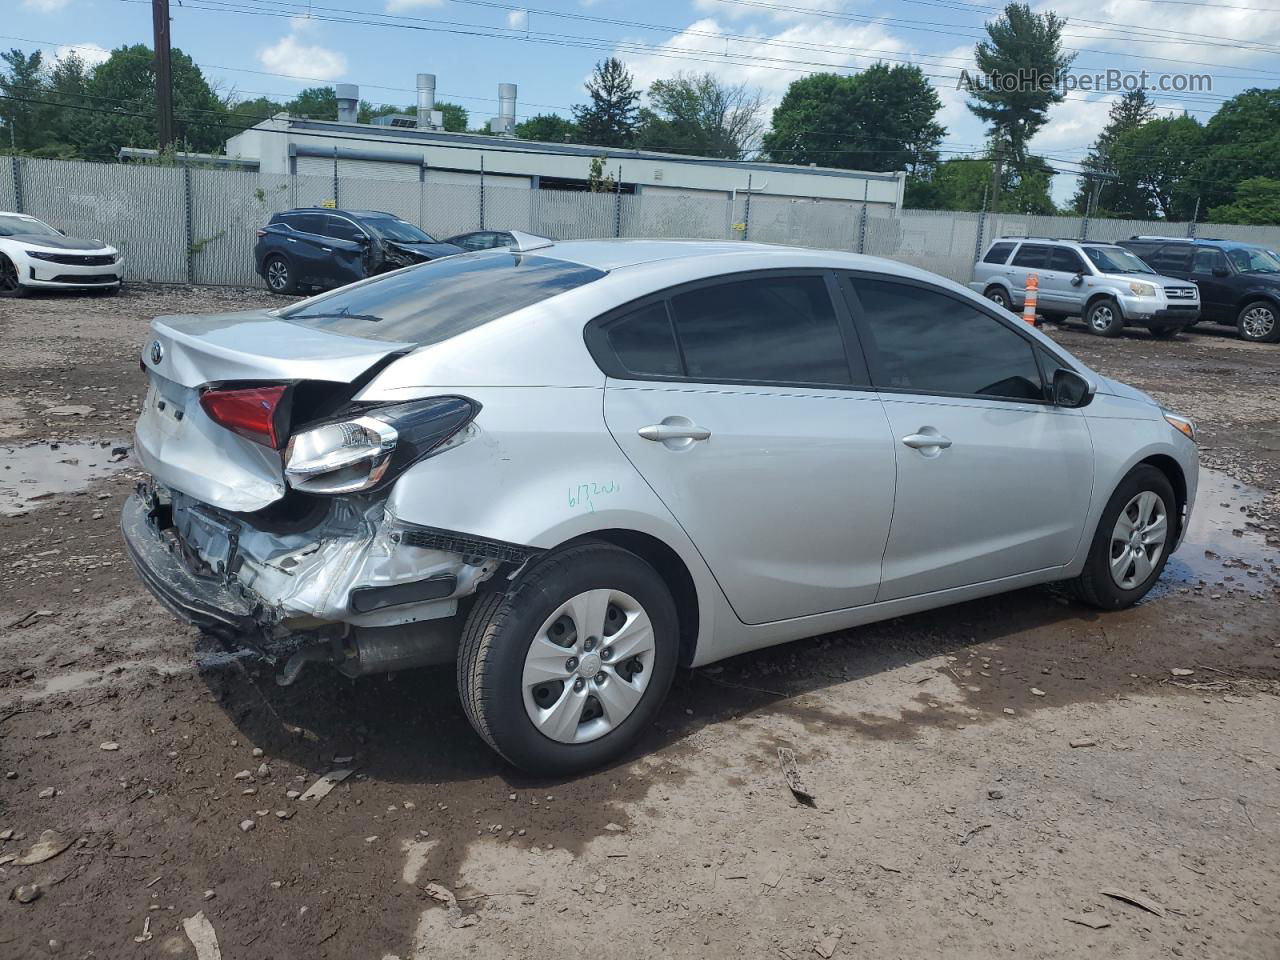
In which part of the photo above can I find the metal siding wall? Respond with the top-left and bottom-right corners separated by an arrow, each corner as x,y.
190,170 -> 294,287
20,158 -> 187,283
338,177 -> 422,226
0,156 -> 16,211
483,185 -> 534,233
870,209 -> 981,282
620,191 -> 731,240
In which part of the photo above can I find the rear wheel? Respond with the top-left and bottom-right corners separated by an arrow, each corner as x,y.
263,255 -> 296,295
1071,465 -> 1176,609
1237,300 -> 1280,343
1149,325 -> 1184,340
457,542 -> 678,774
0,255 -> 27,298
1085,298 -> 1123,337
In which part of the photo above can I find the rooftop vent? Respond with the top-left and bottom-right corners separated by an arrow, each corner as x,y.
416,73 -> 443,130
335,83 -> 358,123
488,82 -> 517,136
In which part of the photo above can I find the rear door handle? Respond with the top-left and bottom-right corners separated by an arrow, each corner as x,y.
638,423 -> 711,442
902,433 -> 952,450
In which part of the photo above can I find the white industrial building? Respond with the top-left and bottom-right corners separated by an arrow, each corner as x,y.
221,76 -> 905,210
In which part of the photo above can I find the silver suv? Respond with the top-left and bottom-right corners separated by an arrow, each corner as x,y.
970,237 -> 1201,338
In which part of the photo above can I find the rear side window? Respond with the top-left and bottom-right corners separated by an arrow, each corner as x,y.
1150,245 -> 1192,273
285,213 -> 324,234
849,278 -> 1044,402
1011,244 -> 1050,268
606,302 -> 682,378
1050,248 -> 1086,273
669,276 -> 852,385
280,253 -> 606,345
983,242 -> 1016,264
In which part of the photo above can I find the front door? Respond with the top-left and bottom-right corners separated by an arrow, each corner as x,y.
842,274 -> 1094,601
1042,246 -> 1089,315
595,273 -> 898,625
1188,246 -> 1234,321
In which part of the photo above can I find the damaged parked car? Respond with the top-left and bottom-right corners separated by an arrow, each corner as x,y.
124,234 -> 1200,774
254,208 -> 463,294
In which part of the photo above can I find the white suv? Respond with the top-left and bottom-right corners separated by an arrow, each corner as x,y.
970,237 -> 1200,338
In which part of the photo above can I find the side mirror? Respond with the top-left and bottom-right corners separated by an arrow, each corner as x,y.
1070,272 -> 1084,286
58,228 -> 67,236
1052,368 -> 1095,408
1212,266 -> 1229,277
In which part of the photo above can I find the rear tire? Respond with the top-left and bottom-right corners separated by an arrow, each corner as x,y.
1085,297 -> 1123,337
1149,325 -> 1184,340
1237,299 -> 1280,343
263,255 -> 296,295
0,255 -> 27,298
1071,465 -> 1176,610
457,542 -> 679,775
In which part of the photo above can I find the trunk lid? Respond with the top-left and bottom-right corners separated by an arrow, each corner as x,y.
135,310 -> 412,513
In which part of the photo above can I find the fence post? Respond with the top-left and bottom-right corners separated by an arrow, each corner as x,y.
743,174 -> 752,241
857,203 -> 868,254
479,155 -> 485,230
332,148 -> 339,206
614,164 -> 622,238
1079,213 -> 1089,241
11,156 -> 23,213
1187,219 -> 1197,238
183,165 -> 194,285
973,209 -> 987,263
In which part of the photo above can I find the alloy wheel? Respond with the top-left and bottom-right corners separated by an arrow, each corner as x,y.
1109,491 -> 1168,589
1090,305 -> 1114,332
522,588 -> 656,744
267,260 -> 289,291
0,257 -> 19,292
1240,305 -> 1275,340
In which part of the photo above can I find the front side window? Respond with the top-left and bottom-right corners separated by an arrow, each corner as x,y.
849,277 -> 1044,402
1011,244 -> 1051,268
1050,248 -> 1086,273
1191,248 -> 1224,273
983,242 -> 1016,264
324,215 -> 365,243
668,275 -> 853,385
280,253 -> 605,345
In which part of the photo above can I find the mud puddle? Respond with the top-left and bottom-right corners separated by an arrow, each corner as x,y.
0,439 -> 130,515
1161,467 -> 1279,593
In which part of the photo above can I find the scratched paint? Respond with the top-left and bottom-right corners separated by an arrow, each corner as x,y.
568,481 -> 618,514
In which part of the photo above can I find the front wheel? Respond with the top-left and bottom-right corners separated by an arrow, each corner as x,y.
1237,300 -> 1280,343
1085,298 -> 1124,337
984,286 -> 1011,311
457,542 -> 679,774
1071,465 -> 1176,609
0,255 -> 27,298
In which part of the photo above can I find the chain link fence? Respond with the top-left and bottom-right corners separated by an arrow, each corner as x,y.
3,155 -> 1279,289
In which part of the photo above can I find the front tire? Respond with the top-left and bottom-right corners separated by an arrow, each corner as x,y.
457,542 -> 679,775
0,255 -> 27,298
1071,465 -> 1176,609
263,255 -> 296,295
1237,300 -> 1280,343
1085,298 -> 1124,337
984,286 -> 1011,311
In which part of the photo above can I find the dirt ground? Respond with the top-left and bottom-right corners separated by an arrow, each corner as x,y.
1,285 -> 1277,960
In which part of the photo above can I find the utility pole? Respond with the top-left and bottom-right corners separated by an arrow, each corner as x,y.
152,0 -> 175,150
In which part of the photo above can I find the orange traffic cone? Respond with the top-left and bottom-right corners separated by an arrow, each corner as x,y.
1022,273 -> 1040,326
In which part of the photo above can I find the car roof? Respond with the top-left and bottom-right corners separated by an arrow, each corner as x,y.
276,208 -> 401,220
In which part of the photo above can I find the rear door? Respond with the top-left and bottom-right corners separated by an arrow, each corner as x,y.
282,212 -> 331,286
842,274 -> 1094,601
597,271 -> 898,625
1008,242 -> 1052,307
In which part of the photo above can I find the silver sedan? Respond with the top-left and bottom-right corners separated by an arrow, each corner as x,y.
122,235 -> 1200,773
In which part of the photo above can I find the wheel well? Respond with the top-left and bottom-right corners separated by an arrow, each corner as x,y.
1138,454 -> 1188,539
983,282 -> 1007,296
1234,293 -> 1280,316
1084,291 -> 1116,312
569,529 -> 700,667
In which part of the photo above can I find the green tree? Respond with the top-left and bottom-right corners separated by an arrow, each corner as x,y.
966,3 -> 1075,167
436,101 -> 468,133
1071,89 -> 1155,217
764,66 -> 945,173
515,113 -> 578,142
1110,114 -> 1203,220
1207,176 -> 1280,225
572,57 -> 641,148
636,71 -> 765,159
1191,88 -> 1280,216
0,49 -> 48,152
226,94 -> 284,132
907,153 -> 1055,213
285,86 -> 337,120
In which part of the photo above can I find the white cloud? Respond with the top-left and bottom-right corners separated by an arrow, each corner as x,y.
46,42 -> 110,68
506,8 -> 529,30
384,0 -> 442,11
21,0 -> 71,12
259,33 -> 347,81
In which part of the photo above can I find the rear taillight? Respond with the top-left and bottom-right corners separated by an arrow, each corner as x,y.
284,396 -> 478,495
255,229 -> 267,238
199,385 -> 289,449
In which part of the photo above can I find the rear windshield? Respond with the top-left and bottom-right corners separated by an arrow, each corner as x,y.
278,252 -> 606,344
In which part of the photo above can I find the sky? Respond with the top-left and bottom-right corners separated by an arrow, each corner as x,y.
9,0 -> 1280,205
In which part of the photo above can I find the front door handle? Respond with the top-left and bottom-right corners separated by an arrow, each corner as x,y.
902,433 -> 952,450
639,423 -> 711,442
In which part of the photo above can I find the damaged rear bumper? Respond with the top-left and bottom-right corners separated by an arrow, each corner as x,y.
122,491 -> 270,635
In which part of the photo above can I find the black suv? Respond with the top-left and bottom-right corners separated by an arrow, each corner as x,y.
254,209 -> 463,294
1118,237 -> 1280,343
